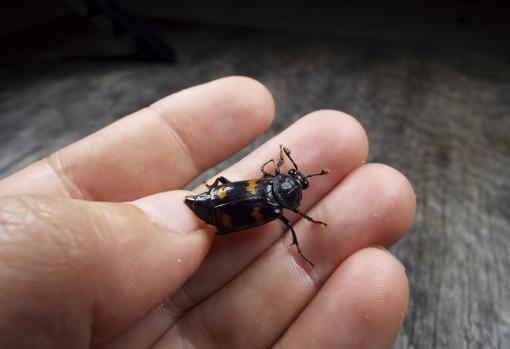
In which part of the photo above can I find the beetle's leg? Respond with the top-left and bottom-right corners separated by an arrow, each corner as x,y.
306,168 -> 331,178
279,216 -> 314,267
293,209 -> 328,227
261,159 -> 276,178
281,144 -> 300,170
276,145 -> 287,173
206,176 -> 231,189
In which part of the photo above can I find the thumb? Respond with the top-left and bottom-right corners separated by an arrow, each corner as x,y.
0,191 -> 213,347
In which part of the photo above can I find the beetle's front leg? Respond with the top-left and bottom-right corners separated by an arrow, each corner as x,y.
294,209 -> 328,227
260,159 -> 276,178
279,216 -> 314,267
206,176 -> 231,189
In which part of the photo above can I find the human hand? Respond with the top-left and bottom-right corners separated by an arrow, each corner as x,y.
0,76 -> 415,348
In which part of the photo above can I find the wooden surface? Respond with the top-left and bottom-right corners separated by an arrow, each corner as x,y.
1,20 -> 509,348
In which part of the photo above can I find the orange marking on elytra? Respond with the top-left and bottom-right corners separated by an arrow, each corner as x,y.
246,179 -> 257,193
221,213 -> 232,228
250,207 -> 263,221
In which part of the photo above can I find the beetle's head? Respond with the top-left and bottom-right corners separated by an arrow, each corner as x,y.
288,169 -> 309,189
280,145 -> 331,191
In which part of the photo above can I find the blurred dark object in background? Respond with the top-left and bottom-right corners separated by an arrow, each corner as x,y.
1,0 -> 510,68
0,0 -> 177,66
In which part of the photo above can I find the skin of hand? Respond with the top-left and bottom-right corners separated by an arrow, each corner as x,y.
0,76 -> 416,349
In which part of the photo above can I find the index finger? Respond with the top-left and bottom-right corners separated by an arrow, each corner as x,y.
0,76 -> 275,201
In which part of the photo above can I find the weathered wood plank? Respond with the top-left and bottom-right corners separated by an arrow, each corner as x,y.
0,22 -> 508,348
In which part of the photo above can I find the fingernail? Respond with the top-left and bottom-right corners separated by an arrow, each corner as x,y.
371,244 -> 405,269
371,244 -> 390,253
132,190 -> 205,233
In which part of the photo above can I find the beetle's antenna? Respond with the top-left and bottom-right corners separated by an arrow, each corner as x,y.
281,145 -> 299,170
306,168 -> 331,178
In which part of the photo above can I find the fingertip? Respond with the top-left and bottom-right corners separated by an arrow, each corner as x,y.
301,109 -> 369,166
222,76 -> 276,127
87,192 -> 217,342
334,247 -> 409,348
201,76 -> 275,161
349,247 -> 409,323
359,163 -> 417,244
196,76 -> 275,135
276,246 -> 409,349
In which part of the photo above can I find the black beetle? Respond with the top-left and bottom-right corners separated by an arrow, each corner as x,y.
184,145 -> 330,266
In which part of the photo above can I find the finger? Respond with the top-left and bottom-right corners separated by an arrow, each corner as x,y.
152,164 -> 415,347
0,76 -> 275,201
275,247 -> 409,349
104,110 -> 368,348
0,191 -> 215,346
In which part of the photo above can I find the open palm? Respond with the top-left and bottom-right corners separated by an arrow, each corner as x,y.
0,76 -> 415,348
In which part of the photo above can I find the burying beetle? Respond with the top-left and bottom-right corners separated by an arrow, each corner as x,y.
184,145 -> 330,266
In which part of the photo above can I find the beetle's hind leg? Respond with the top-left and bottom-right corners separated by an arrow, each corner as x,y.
279,216 -> 314,267
294,210 -> 327,227
261,159 -> 276,178
276,145 -> 287,172
206,176 -> 231,189
260,144 -> 287,177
